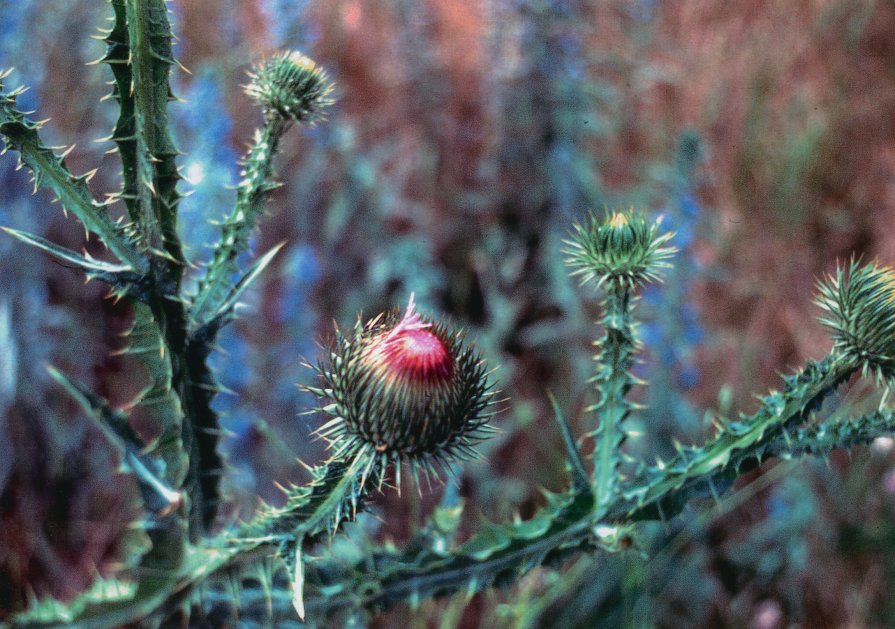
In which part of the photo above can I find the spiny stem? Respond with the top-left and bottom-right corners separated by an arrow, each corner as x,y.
103,0 -> 141,228
125,0 -> 185,270
591,283 -> 637,507
238,448 -> 380,542
303,362 -> 868,616
191,115 -> 287,328
118,0 -> 230,540
614,354 -> 856,520
139,454 -> 383,625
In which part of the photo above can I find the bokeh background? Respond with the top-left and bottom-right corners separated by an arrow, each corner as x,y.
2,0 -> 895,627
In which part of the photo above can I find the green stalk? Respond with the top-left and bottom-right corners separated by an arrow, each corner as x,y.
591,283 -> 637,507
118,0 -> 231,538
297,357 -> 864,616
102,0 -> 141,229
614,354 -> 856,519
124,0 -> 184,268
191,115 -> 287,328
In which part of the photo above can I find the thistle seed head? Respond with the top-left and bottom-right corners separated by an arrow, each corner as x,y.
816,261 -> 895,380
564,210 -> 676,290
310,295 -> 499,485
245,51 -> 334,123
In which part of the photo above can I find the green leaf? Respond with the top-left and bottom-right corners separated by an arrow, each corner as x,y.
547,391 -> 590,493
47,366 -> 182,517
461,521 -> 513,561
193,241 -> 285,334
588,284 -> 638,507
0,226 -> 146,297
101,0 -> 140,226
122,302 -> 188,490
0,78 -> 145,271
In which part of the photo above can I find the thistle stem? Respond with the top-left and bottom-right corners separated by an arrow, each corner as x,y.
613,353 -> 856,519
592,282 -> 637,507
191,114 -> 288,328
300,358 -> 865,616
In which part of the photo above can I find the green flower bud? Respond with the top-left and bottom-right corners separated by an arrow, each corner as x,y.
816,261 -> 895,379
245,51 -> 335,123
564,210 -> 676,289
310,295 -> 498,485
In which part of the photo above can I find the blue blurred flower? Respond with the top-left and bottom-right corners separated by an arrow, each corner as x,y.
173,69 -> 239,265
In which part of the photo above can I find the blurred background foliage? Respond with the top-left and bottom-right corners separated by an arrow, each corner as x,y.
2,0 -> 895,626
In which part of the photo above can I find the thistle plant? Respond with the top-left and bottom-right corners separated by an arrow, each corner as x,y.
3,4 -> 895,628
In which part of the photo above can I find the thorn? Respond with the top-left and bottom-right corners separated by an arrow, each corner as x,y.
656,500 -> 669,530
294,457 -> 314,474
273,481 -> 290,495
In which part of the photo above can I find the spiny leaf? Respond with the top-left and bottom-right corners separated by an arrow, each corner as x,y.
0,81 -> 145,270
122,303 -> 188,490
303,488 -> 594,615
0,226 -> 148,298
547,391 -> 590,493
239,449 -> 380,543
123,0 -> 184,267
297,358 -> 874,618
192,241 -> 285,335
101,0 -> 140,227
614,354 -> 856,520
47,366 -> 182,517
588,284 -> 638,507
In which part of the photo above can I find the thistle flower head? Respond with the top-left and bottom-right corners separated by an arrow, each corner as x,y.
816,261 -> 895,380
310,295 -> 498,486
245,50 -> 334,123
564,210 -> 676,290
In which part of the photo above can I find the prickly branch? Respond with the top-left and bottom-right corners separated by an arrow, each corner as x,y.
190,52 -> 333,332
298,405 -> 895,618
564,211 -> 676,505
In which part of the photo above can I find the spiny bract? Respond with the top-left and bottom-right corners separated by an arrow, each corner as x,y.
816,260 -> 895,380
564,210 -> 676,290
309,295 -> 499,487
245,50 -> 335,124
